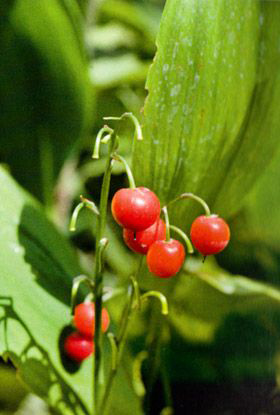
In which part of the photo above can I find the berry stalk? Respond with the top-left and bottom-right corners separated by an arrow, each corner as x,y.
168,192 -> 211,216
112,153 -> 136,189
162,206 -> 171,241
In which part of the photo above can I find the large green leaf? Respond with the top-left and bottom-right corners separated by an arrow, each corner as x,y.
0,166 -> 92,414
0,0 -> 92,201
169,257 -> 280,343
217,144 -> 280,283
0,166 -> 143,415
132,0 -> 280,228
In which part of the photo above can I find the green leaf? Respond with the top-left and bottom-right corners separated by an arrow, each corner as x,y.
0,166 -> 143,414
132,0 -> 280,228
240,146 -> 280,248
168,257 -> 280,343
218,146 -> 280,283
0,365 -> 26,411
0,0 -> 93,201
0,166 -> 92,415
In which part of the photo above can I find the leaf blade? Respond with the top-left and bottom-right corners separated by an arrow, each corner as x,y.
132,0 -> 280,227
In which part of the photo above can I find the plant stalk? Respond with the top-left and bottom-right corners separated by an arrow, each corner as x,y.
167,192 -> 211,216
93,133 -> 117,414
98,282 -> 137,415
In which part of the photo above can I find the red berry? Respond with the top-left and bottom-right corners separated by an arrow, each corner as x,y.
74,302 -> 110,338
111,187 -> 161,231
147,239 -> 185,278
123,218 -> 166,255
64,332 -> 94,362
190,215 -> 230,256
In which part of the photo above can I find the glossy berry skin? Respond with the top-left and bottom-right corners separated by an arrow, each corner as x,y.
190,215 -> 230,256
74,302 -> 110,338
147,239 -> 185,278
64,332 -> 94,362
123,218 -> 166,255
111,187 -> 161,231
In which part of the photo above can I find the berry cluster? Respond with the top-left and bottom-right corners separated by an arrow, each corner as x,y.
64,302 -> 110,362
112,187 -> 184,278
112,186 -> 230,278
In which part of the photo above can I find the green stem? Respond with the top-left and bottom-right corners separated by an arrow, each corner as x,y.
104,112 -> 143,141
168,192 -> 211,216
93,133 -> 117,414
92,125 -> 114,159
69,196 -> 99,232
162,206 -> 170,241
141,291 -> 169,315
112,153 -> 136,189
132,351 -> 149,398
98,281 -> 137,415
98,259 -> 144,414
169,225 -> 194,254
70,275 -> 94,314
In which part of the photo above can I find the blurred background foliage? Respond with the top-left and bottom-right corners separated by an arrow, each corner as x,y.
0,0 -> 280,414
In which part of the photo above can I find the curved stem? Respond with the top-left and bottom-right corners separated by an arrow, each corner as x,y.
130,275 -> 141,310
104,112 -> 143,141
168,192 -> 211,216
69,196 -> 99,232
70,275 -> 94,314
169,225 -> 194,254
107,333 -> 118,371
141,291 -> 169,315
69,203 -> 85,232
112,153 -> 136,189
162,206 -> 170,241
132,351 -> 148,397
92,125 -> 114,159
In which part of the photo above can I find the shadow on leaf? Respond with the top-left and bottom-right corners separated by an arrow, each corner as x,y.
0,296 -> 89,415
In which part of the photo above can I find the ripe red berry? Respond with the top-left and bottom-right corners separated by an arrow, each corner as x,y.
190,215 -> 230,256
74,302 -> 110,338
64,332 -> 94,362
147,239 -> 185,278
111,187 -> 161,231
123,218 -> 166,255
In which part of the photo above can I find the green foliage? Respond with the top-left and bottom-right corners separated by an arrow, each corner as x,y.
219,145 -> 280,285
169,257 -> 280,342
1,0 -> 280,412
0,0 -> 93,201
0,166 -> 91,414
132,0 -> 280,228
0,364 -> 27,412
164,257 -> 280,384
0,167 -> 143,415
